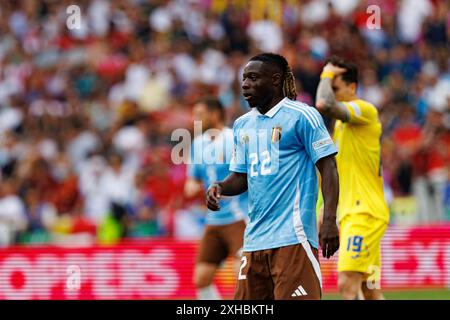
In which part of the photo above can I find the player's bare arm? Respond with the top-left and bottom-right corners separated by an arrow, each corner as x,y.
316,63 -> 349,122
206,172 -> 247,211
316,155 -> 339,259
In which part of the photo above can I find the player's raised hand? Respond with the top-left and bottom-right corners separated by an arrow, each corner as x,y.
322,62 -> 346,76
206,183 -> 222,211
319,216 -> 339,259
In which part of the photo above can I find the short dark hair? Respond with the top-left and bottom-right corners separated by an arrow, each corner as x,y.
249,53 -> 297,100
250,53 -> 289,76
198,97 -> 225,122
326,56 -> 359,85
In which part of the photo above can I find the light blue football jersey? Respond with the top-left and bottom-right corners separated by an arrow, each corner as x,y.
188,127 -> 248,225
230,98 -> 337,251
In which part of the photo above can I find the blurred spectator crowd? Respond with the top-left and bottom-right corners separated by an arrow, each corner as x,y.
0,0 -> 449,247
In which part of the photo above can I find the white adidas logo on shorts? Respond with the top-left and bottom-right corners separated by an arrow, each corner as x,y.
291,285 -> 308,297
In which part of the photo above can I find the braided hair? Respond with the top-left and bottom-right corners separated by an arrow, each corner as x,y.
249,53 -> 297,100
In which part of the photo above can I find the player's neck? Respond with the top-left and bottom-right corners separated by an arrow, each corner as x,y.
347,94 -> 358,101
257,94 -> 284,115
207,123 -> 225,137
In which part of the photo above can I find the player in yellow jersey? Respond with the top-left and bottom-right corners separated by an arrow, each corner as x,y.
315,56 -> 389,300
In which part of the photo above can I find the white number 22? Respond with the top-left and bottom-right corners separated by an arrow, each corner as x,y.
249,151 -> 271,177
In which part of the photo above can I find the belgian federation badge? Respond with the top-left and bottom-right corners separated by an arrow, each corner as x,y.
271,126 -> 282,142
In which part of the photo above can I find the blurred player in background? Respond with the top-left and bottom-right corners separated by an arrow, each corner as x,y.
207,53 -> 340,300
316,56 -> 390,300
185,98 -> 248,300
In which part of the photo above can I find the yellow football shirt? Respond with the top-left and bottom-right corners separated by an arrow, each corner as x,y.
333,99 -> 389,223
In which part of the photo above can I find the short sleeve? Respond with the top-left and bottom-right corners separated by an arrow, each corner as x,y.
343,100 -> 377,125
229,121 -> 247,173
187,139 -> 204,180
297,108 -> 337,164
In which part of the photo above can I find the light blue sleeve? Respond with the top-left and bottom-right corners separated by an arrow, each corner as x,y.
229,121 -> 247,173
187,139 -> 204,181
297,108 -> 337,164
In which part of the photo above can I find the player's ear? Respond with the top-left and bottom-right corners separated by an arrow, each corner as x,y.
272,73 -> 282,87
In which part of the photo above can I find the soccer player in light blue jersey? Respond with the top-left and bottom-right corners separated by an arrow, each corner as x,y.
185,98 -> 248,300
206,53 -> 340,300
